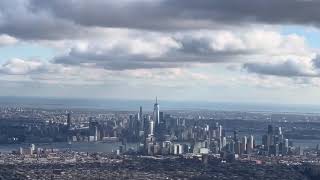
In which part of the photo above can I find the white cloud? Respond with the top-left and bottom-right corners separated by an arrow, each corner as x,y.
43,28 -> 313,73
0,58 -> 45,75
0,34 -> 18,46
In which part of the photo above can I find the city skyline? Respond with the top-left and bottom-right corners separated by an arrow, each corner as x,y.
1,1 -> 320,179
1,1 -> 320,104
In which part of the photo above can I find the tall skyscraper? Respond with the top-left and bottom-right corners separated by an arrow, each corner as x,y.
275,127 -> 282,135
153,97 -> 160,125
222,137 -> 227,149
268,125 -> 273,135
139,106 -> 144,132
218,125 -> 223,138
233,130 -> 238,141
241,136 -> 247,154
235,140 -> 241,155
247,135 -> 254,154
149,120 -> 154,136
139,106 -> 143,121
94,126 -> 99,141
283,138 -> 289,155
159,112 -> 164,124
67,112 -> 71,129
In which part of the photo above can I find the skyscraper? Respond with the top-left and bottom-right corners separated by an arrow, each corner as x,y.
139,106 -> 144,132
218,125 -> 223,138
149,120 -> 154,136
233,130 -> 239,142
235,140 -> 241,155
159,112 -> 164,124
268,125 -> 273,135
241,136 -> 247,154
153,97 -> 160,125
276,127 -> 282,135
67,112 -> 71,129
139,106 -> 143,121
247,135 -> 254,154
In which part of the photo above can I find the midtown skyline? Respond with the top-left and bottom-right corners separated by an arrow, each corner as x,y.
1,1 -> 320,104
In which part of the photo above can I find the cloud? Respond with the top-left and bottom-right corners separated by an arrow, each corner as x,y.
0,58 -> 46,75
0,57 -> 211,87
0,0 -> 320,40
29,0 -> 320,30
244,61 -> 315,77
0,34 -> 18,46
0,58 -> 115,85
51,29 -> 312,70
0,0 -> 93,40
243,56 -> 320,77
52,35 -> 182,70
312,55 -> 320,69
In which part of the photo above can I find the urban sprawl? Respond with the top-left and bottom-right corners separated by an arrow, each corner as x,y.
0,99 -> 320,179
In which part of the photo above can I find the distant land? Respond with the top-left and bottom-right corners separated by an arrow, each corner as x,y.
0,96 -> 320,114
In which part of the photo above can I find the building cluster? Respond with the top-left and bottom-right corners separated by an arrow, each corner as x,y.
17,143 -> 59,156
1,100 -> 320,179
0,99 -> 319,161
119,98 -> 297,159
261,125 -> 291,156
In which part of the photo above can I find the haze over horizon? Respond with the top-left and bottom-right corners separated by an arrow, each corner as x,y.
1,96 -> 320,113
1,0 -> 320,104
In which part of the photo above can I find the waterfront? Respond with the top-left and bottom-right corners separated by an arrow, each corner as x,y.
0,142 -> 139,153
0,139 -> 318,154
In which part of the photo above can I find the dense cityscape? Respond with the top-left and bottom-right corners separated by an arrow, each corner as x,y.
2,0 -> 320,179
0,98 -> 319,179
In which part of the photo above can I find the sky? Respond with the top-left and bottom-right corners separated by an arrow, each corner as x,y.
1,0 -> 320,104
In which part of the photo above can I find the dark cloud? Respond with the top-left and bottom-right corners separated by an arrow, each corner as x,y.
0,0 -> 92,40
30,0 -> 320,30
1,0 -> 320,40
53,49 -> 180,70
312,55 -> 320,69
243,56 -> 320,77
1,0 -> 318,72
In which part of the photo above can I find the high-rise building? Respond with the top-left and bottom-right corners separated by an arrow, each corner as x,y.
144,115 -> 151,134
67,112 -> 71,129
267,134 -> 274,147
276,127 -> 282,135
139,106 -> 144,133
241,136 -> 247,154
89,121 -> 99,141
227,140 -> 235,153
218,125 -> 223,138
268,125 -> 273,135
159,112 -> 164,124
94,126 -> 99,141
275,144 -> 279,156
149,120 -> 154,136
247,135 -> 254,154
222,137 -> 227,149
233,130 -> 239,142
230,140 -> 235,153
262,134 -> 268,150
30,144 -> 35,154
235,140 -> 241,155
153,97 -> 160,125
282,138 -> 289,155
139,106 -> 143,121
